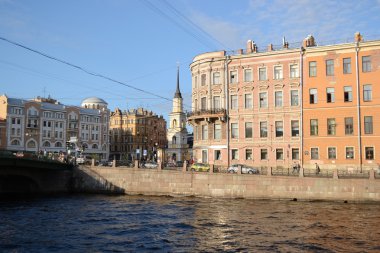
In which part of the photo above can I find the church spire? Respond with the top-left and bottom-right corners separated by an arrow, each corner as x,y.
174,66 -> 182,99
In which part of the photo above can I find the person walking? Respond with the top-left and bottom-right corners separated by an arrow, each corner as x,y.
315,163 -> 320,175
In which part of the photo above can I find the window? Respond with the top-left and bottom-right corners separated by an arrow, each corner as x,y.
311,148 -> 319,160
327,118 -> 336,135
201,74 -> 206,86
346,147 -> 354,159
276,149 -> 284,160
213,72 -> 220,84
202,150 -> 208,163
290,64 -> 299,78
275,121 -> 283,137
261,149 -> 268,160
364,116 -> 373,134
291,120 -> 299,137
362,56 -> 371,72
291,90 -> 299,106
259,67 -> 267,80
259,92 -> 268,108
275,91 -> 283,107
326,59 -> 334,76
309,61 -> 317,77
244,69 -> 253,82
365,147 -> 374,160
363,85 -> 372,101
230,70 -> 238,83
274,66 -> 283,79
326,88 -> 335,103
345,117 -> 353,135
232,149 -> 238,160
245,94 -> 253,109
231,123 -> 238,139
245,149 -> 253,160
230,95 -> 238,110
344,86 -> 352,102
215,150 -> 221,160
201,97 -> 207,110
310,119 -> 318,136
328,147 -> 336,159
292,148 -> 299,160
260,122 -> 268,138
202,125 -> 208,140
245,122 -> 253,138
309,88 -> 317,104
214,124 -> 221,139
213,96 -> 221,109
343,58 -> 351,74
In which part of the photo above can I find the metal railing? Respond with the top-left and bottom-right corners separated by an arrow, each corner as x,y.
338,168 -> 370,179
272,167 -> 300,177
187,109 -> 226,118
303,169 -> 334,178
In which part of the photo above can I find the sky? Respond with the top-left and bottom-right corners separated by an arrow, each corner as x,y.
1,0 -> 380,126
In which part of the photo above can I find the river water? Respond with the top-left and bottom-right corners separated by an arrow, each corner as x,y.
0,194 -> 379,252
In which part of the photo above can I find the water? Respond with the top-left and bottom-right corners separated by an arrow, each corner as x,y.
1,195 -> 379,252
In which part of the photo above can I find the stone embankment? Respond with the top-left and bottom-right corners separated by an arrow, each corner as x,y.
73,164 -> 380,202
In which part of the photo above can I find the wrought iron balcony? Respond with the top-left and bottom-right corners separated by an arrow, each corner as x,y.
187,109 -> 227,122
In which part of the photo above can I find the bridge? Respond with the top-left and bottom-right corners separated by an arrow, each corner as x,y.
0,155 -> 73,195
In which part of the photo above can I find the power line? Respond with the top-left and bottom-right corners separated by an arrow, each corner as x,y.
0,36 -> 192,109
160,0 -> 230,50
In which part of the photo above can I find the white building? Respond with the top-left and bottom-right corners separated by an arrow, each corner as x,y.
166,68 -> 189,163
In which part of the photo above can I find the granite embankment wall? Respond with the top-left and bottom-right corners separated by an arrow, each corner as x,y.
73,167 -> 380,202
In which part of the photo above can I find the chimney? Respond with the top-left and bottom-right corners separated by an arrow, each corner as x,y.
354,32 -> 363,42
267,44 -> 273,51
246,40 -> 253,54
303,35 -> 316,47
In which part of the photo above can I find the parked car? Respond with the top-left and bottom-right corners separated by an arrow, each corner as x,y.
190,163 -> 210,172
227,164 -> 259,174
76,155 -> 86,164
143,161 -> 158,169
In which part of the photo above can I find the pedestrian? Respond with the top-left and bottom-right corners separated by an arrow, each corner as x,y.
315,163 -> 320,175
292,162 -> 298,173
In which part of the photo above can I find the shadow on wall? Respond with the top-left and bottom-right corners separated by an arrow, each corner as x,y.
71,166 -> 125,194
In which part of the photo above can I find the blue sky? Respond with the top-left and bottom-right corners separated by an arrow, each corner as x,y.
1,0 -> 380,123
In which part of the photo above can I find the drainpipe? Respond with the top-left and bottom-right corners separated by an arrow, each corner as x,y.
300,47 -> 305,169
225,55 -> 231,167
355,42 -> 363,172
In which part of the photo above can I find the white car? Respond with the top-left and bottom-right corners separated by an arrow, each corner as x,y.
227,164 -> 259,174
76,156 -> 86,164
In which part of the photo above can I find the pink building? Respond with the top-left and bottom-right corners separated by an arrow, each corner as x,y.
188,41 -> 301,169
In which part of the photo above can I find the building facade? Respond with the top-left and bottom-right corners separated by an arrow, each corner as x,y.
303,33 -> 380,170
189,32 -> 380,171
109,107 -> 167,161
0,95 -> 110,160
166,68 -> 189,163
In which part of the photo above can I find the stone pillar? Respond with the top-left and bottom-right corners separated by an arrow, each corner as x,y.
157,162 -> 162,171
237,165 -> 242,174
112,159 -> 116,168
299,167 -> 304,178
333,169 -> 339,179
267,167 -> 272,176
91,158 -> 95,167
134,160 -> 139,169
369,169 -> 375,180
182,160 -> 187,172
209,164 -> 214,174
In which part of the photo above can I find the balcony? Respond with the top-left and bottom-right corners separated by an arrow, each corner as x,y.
187,109 -> 227,123
168,144 -> 189,149
26,124 -> 38,128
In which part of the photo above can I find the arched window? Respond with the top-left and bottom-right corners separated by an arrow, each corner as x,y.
92,144 -> 98,149
11,139 -> 20,146
172,119 -> 177,128
82,143 -> 88,149
55,142 -> 62,147
43,141 -> 51,147
97,105 -> 100,109
172,136 -> 176,144
27,140 -> 36,148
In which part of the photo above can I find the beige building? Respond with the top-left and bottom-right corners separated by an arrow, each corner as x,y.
109,107 -> 167,161
189,39 -> 301,168
0,95 -> 110,160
